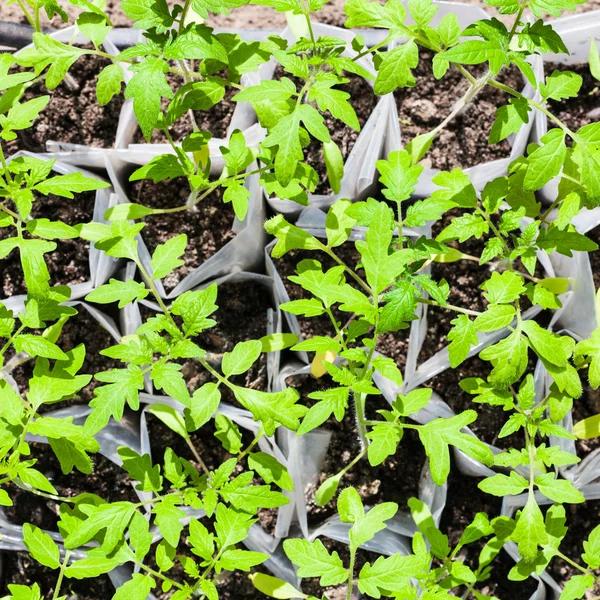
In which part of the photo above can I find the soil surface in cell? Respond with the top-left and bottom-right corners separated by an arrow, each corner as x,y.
2,442 -> 136,531
139,279 -> 271,396
145,413 -> 278,534
273,66 -> 377,196
0,551 -> 114,600
132,72 -> 237,144
0,190 -> 95,297
286,373 -> 427,526
129,178 -> 235,293
8,52 -> 123,154
441,472 -> 538,600
394,53 -> 524,171
545,62 -> 600,134
7,307 -> 121,408
547,499 -> 600,595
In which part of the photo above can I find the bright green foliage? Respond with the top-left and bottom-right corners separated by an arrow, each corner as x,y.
2,0 -> 600,598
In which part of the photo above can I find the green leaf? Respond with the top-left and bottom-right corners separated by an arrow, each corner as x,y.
23,524 -> 60,569
323,140 -> 344,195
16,33 -> 86,89
232,385 -> 302,436
541,70 -> 582,101
249,573 -> 307,599
220,473 -> 289,512
358,553 -> 429,599
151,361 -> 190,407
283,539 -> 347,586
447,314 -> 478,368
590,41 -> 600,83
86,278 -> 149,308
34,172 -> 109,198
151,234 -> 187,280
309,80 -> 359,130
482,271 -> 526,305
535,473 -> 585,504
480,329 -> 528,387
85,366 -> 144,434
214,414 -> 243,454
248,452 -> 293,491
522,320 -> 570,367
147,403 -> 188,440
14,334 -> 67,360
377,149 -> 423,208
474,304 -> 516,333
366,422 -> 402,466
419,411 -> 493,485
583,524 -> 600,569
125,57 -> 173,140
478,472 -> 529,497
64,502 -> 136,552
222,340 -> 262,377
524,129 -> 567,191
511,493 -> 548,559
118,446 -> 162,493
265,214 -> 323,258
1,96 -> 49,137
219,549 -> 268,571
489,98 -> 530,144
153,497 -> 185,546
560,575 -> 595,600
185,382 -> 221,431
374,41 -> 419,94
356,202 -> 407,293
112,574 -> 156,600
64,557 -> 121,579
97,63 -> 124,106
440,39 -> 508,74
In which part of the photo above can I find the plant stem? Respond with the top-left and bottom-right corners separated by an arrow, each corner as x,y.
324,248 -> 371,295
185,436 -> 211,475
346,547 -> 357,600
52,550 -> 71,600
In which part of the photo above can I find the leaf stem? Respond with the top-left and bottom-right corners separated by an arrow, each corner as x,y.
417,297 -> 482,317
185,436 -> 211,475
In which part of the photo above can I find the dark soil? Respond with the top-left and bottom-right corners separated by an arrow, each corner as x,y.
545,62 -> 600,135
440,471 -> 538,600
0,191 -> 95,297
129,178 -> 235,293
0,551 -> 114,600
132,72 -> 236,144
7,52 -> 123,154
7,308 -> 121,408
2,442 -> 136,531
286,373 -> 426,526
273,243 -> 363,341
394,53 -> 524,171
548,499 -> 600,596
302,538 -> 380,600
273,66 -> 377,196
145,413 -> 278,534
